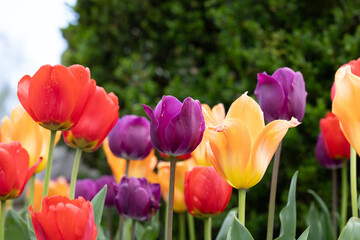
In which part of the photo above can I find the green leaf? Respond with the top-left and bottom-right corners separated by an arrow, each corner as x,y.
216,208 -> 237,240
307,189 -> 335,240
26,214 -> 36,240
136,211 -> 159,240
276,171 -> 298,240
305,203 -> 323,240
5,208 -> 30,239
91,185 -> 107,240
225,216 -> 254,240
338,217 -> 360,240
297,227 -> 310,240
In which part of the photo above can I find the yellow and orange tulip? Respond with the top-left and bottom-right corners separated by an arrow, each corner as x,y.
206,93 -> 299,189
0,106 -> 61,173
103,138 -> 158,183
157,158 -> 196,213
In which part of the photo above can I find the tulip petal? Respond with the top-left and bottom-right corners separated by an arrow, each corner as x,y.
212,103 -> 226,123
17,74 -> 37,122
0,148 -> 17,196
226,93 -> 265,141
271,67 -> 295,97
202,104 -> 218,127
287,72 -> 307,121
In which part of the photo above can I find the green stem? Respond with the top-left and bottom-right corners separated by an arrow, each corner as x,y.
166,156 -> 176,240
266,141 -> 282,240
130,220 -> 135,240
340,159 -> 348,230
204,217 -> 212,240
0,200 -> 6,240
179,213 -> 186,240
350,147 -> 358,218
187,213 -> 195,240
331,168 -> 338,236
125,159 -> 130,176
118,216 -> 125,240
165,200 -> 169,238
238,189 -> 247,225
69,148 -> 83,200
28,174 -> 36,208
41,130 -> 56,210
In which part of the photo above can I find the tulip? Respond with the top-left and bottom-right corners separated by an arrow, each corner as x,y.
192,103 -> 225,166
255,67 -> 307,122
96,176 -> 117,207
157,158 -> 196,213
315,134 -> 343,169
30,196 -> 97,240
114,176 -> 161,221
0,105 -> 61,173
184,166 -> 232,217
320,112 -> 350,159
75,179 -> 98,201
143,95 -> 205,156
103,138 -> 158,183
17,64 -> 96,131
63,86 -> 119,152
108,115 -> 152,160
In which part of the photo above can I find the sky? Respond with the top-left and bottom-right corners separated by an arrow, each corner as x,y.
0,0 -> 77,118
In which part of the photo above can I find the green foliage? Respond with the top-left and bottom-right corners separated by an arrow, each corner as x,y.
338,218 -> 360,240
226,216 -> 254,240
216,208 -> 237,240
5,209 -> 30,239
91,185 -> 107,240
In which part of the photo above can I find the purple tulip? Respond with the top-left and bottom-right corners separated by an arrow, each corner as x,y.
255,67 -> 307,122
108,115 -> 152,160
96,175 -> 117,207
315,134 -> 343,169
75,179 -> 98,201
114,176 -> 161,221
143,95 -> 205,156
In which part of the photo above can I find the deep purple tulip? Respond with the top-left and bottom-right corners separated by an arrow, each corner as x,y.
108,115 -> 152,160
255,67 -> 307,122
75,179 -> 98,201
143,95 -> 205,156
96,175 -> 117,207
114,176 -> 161,221
315,134 -> 343,169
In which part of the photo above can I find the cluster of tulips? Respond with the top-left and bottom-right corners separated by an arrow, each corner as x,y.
0,57 -> 360,240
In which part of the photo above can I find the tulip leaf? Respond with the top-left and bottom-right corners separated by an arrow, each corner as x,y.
5,208 -> 30,239
305,203 -> 323,240
297,227 -> 310,240
135,212 -> 160,240
307,189 -> 335,240
216,208 -> 237,240
26,214 -> 36,240
276,171 -> 298,240
91,185 -> 107,240
338,217 -> 360,240
225,216 -> 254,240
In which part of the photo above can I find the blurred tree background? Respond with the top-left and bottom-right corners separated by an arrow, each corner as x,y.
62,0 -> 360,238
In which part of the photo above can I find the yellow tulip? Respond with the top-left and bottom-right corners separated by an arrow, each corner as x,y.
332,62 -> 360,155
192,104 -> 225,166
157,158 -> 196,213
103,138 -> 158,183
206,93 -> 299,189
0,106 -> 61,173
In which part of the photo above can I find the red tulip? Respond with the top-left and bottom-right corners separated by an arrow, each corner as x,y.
0,142 -> 40,200
320,112 -> 350,159
29,196 -> 97,240
184,166 -> 232,217
63,86 -> 119,152
17,64 -> 96,131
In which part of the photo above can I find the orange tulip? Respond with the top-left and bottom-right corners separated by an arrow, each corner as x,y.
157,158 -> 196,213
206,93 -> 299,189
103,138 -> 158,183
332,58 -> 360,155
1,106 -> 61,172
192,103 -> 225,166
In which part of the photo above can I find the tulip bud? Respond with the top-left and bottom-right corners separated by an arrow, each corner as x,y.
75,179 -> 98,201
96,175 -> 117,207
315,134 -> 343,169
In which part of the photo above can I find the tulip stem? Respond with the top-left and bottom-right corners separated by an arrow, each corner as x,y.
179,213 -> 186,240
331,168 -> 338,236
130,220 -> 136,240
204,217 -> 212,240
0,200 -> 5,240
69,148 -> 83,200
187,213 -> 195,240
125,159 -> 130,176
238,188 -> 247,225
340,159 -> 348,230
41,130 -> 56,210
350,147 -> 358,218
266,141 -> 282,240
28,174 -> 36,208
166,155 -> 176,240
118,216 -> 125,240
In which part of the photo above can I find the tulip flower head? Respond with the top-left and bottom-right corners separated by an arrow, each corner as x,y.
0,142 -> 40,200
108,115 -> 152,160
96,175 -> 117,207
206,93 -> 299,189
75,179 -> 98,201
63,86 -> 119,152
114,176 -> 161,221
30,196 -> 97,240
315,134 -> 343,169
184,166 -> 232,217
143,95 -> 205,156
17,64 -> 96,131
255,67 -> 307,122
